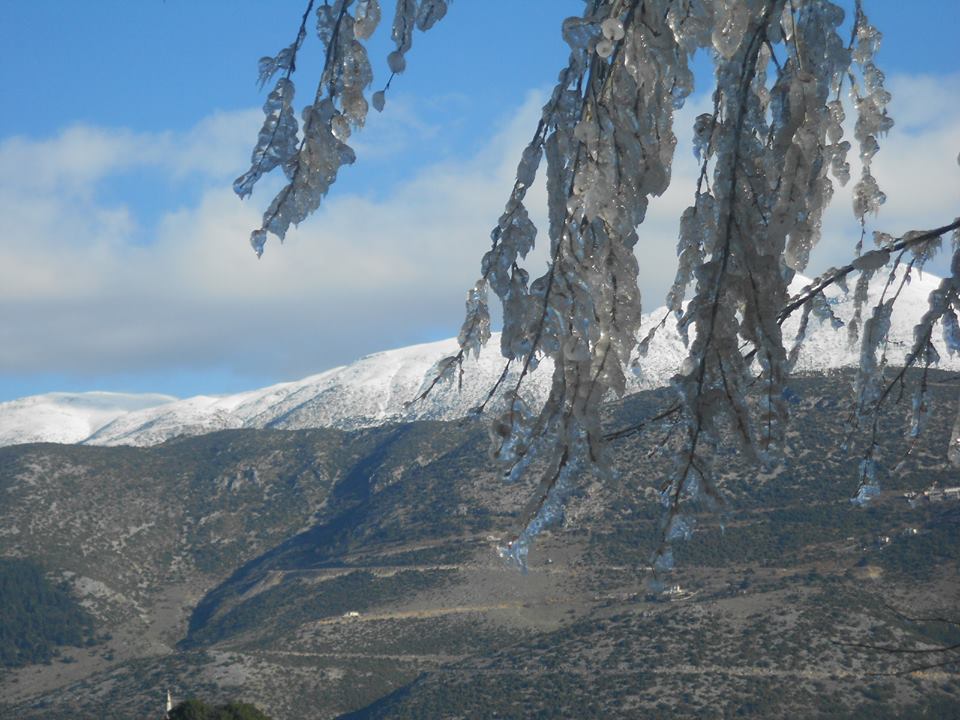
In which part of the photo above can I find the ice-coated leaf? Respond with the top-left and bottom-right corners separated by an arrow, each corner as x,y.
483,202 -> 537,298
415,0 -> 447,31
851,482 -> 880,506
338,40 -> 374,126
458,279 -> 491,359
852,170 -> 886,219
392,0 -> 416,55
257,44 -> 297,89
561,16 -> 599,51
853,20 -> 881,66
692,113 -> 714,161
950,398 -> 960,467
249,229 -> 268,258
515,142 -> 542,190
354,0 -> 381,39
234,77 -> 300,199
416,354 -> 459,398
666,515 -> 695,542
851,249 -> 889,272
255,99 -> 356,244
944,309 -> 960,355
601,17 -> 625,42
490,391 -> 535,467
712,0 -> 749,58
315,4 -> 337,45
387,50 -> 406,74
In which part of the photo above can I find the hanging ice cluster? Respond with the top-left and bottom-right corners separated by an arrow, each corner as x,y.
907,253 -> 960,469
846,224 -> 960,501
477,0 -> 703,557
241,1 -> 960,567
653,0 -> 863,568
235,0 -> 447,257
848,4 -> 892,230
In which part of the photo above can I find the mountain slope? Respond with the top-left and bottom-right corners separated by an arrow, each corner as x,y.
2,370 -> 958,719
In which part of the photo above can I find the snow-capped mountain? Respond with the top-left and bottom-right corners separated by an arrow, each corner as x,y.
79,310 -> 692,447
2,270 -> 957,449
0,392 -> 176,447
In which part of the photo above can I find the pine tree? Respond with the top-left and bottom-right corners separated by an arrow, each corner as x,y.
235,0 -> 960,570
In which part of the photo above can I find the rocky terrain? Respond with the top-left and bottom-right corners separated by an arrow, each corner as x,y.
1,369 -> 958,718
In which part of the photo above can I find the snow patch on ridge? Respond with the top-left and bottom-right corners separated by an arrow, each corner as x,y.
0,392 -> 176,447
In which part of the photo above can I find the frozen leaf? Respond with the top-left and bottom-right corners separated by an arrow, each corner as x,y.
387,50 -> 406,74
692,113 -> 713,161
255,100 -> 356,244
601,17 -> 625,42
250,229 -> 267,258
852,171 -> 886,219
950,399 -> 960,467
315,4 -> 337,45
851,482 -> 880,506
416,0 -> 447,31
392,0 -> 416,54
654,546 -> 675,572
257,44 -> 297,89
354,0 -> 381,39
416,355 -> 459,398
666,515 -> 695,542
944,310 -> 960,355
851,249 -> 889,272
458,280 -> 491,359
234,77 -> 300,199
490,391 -> 535,466
561,16 -> 599,51
712,0 -> 749,58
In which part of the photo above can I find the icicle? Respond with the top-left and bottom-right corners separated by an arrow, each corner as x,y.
458,280 -> 491,360
949,398 -> 960,467
234,78 -> 299,199
944,309 -> 960,355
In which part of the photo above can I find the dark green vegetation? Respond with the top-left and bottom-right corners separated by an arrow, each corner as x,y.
185,568 -> 456,649
0,558 -> 96,667
169,697 -> 273,720
1,369 -> 958,718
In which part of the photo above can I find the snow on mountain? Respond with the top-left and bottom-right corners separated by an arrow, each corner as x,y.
2,269 -> 957,449
81,319 -> 692,447
0,392 -> 176,447
784,269 -> 955,373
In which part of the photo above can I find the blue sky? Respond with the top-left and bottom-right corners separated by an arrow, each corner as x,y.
0,1 -> 958,402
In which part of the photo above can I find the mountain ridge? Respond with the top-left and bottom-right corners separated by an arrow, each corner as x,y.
2,270 -> 956,448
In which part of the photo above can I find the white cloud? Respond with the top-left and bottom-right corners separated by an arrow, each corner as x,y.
0,110 -> 262,194
0,72 -> 956,393
0,94 -> 544,382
